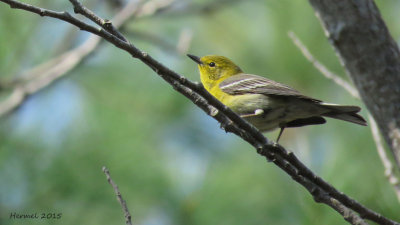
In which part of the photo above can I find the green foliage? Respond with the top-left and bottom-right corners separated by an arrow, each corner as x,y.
1,0 -> 399,225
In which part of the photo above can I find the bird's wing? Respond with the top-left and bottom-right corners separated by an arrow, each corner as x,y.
219,73 -> 320,102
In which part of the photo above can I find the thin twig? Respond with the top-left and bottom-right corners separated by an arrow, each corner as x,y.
289,31 -> 400,204
1,1 -> 399,224
288,31 -> 359,98
69,0 -> 128,42
369,114 -> 400,202
0,87 -> 25,116
102,166 -> 133,225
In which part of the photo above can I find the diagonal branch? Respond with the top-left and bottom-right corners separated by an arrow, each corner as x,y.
69,0 -> 128,42
369,115 -> 400,202
0,0 -> 398,225
288,31 -> 359,99
103,166 -> 133,225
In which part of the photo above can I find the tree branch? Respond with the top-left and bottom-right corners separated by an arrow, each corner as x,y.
69,0 -> 128,42
1,0 -> 399,224
103,166 -> 133,225
288,31 -> 359,99
369,114 -> 400,202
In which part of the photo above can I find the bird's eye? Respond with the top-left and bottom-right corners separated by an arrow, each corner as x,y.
209,62 -> 215,67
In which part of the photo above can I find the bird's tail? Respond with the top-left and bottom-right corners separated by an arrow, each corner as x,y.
320,103 -> 367,126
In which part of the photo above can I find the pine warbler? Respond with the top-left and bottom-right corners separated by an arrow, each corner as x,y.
187,54 -> 367,142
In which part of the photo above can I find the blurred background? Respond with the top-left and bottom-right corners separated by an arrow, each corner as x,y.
1,0 -> 400,224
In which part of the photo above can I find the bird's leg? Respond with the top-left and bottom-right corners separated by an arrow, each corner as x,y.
276,127 -> 285,143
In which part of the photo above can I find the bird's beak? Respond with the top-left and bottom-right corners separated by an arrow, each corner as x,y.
187,54 -> 203,65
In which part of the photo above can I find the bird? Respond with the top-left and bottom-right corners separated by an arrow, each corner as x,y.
187,54 -> 367,142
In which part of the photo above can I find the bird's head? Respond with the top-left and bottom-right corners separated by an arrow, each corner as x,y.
187,54 -> 243,82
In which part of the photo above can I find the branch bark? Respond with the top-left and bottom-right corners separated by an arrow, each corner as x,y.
103,166 -> 133,225
0,0 -> 399,225
308,0 -> 400,170
288,31 -> 359,99
369,114 -> 400,202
